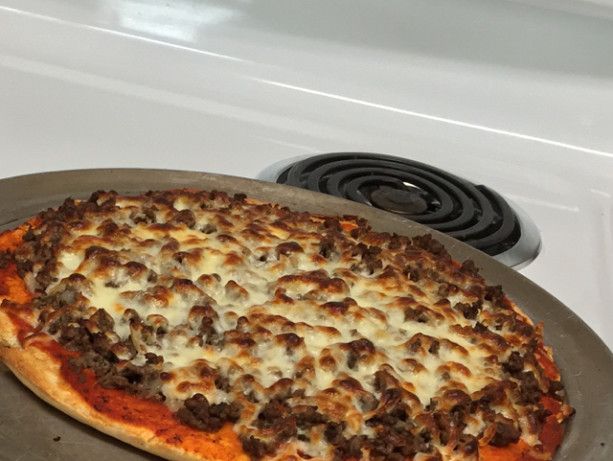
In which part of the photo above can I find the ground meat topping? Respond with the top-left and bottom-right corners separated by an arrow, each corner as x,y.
319,237 -> 336,258
489,414 -> 521,447
518,371 -> 542,404
0,251 -> 11,269
176,393 -> 241,432
60,319 -> 165,400
503,351 -> 525,375
454,301 -> 481,320
240,435 -> 275,459
459,259 -> 480,276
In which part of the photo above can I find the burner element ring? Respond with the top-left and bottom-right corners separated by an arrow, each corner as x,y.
274,152 -> 540,264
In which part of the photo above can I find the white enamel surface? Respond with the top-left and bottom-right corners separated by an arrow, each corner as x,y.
0,0 -> 612,350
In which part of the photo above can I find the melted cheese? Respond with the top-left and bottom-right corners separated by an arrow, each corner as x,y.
33,191 -> 550,461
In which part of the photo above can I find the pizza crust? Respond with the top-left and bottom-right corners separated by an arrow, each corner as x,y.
0,342 -> 246,461
0,310 -> 19,348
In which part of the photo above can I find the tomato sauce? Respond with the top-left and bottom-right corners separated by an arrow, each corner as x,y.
535,347 -> 560,381
0,265 -> 32,304
36,341 -> 245,460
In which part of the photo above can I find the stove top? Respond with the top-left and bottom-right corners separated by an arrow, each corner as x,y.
0,0 -> 611,350
265,152 -> 540,267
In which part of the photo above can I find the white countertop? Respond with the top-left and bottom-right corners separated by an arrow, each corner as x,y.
2,0 -> 613,178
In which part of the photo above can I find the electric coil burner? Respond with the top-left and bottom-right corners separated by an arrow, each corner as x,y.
262,153 -> 540,268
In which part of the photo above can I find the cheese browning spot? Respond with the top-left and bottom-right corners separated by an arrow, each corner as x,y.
7,190 -> 572,461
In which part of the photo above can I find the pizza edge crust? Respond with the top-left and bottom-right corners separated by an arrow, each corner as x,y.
0,310 -> 19,348
0,330 -> 227,461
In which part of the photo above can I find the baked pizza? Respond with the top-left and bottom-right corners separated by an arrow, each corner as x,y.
0,189 -> 573,461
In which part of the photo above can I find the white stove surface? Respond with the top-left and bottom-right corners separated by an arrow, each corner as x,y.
0,0 -> 612,350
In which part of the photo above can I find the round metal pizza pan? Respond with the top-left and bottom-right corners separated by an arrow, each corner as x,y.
0,168 -> 611,461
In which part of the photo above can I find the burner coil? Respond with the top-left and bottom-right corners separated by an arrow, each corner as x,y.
276,153 -> 522,257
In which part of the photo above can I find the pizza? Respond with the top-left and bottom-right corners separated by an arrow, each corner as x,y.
0,189 -> 573,461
